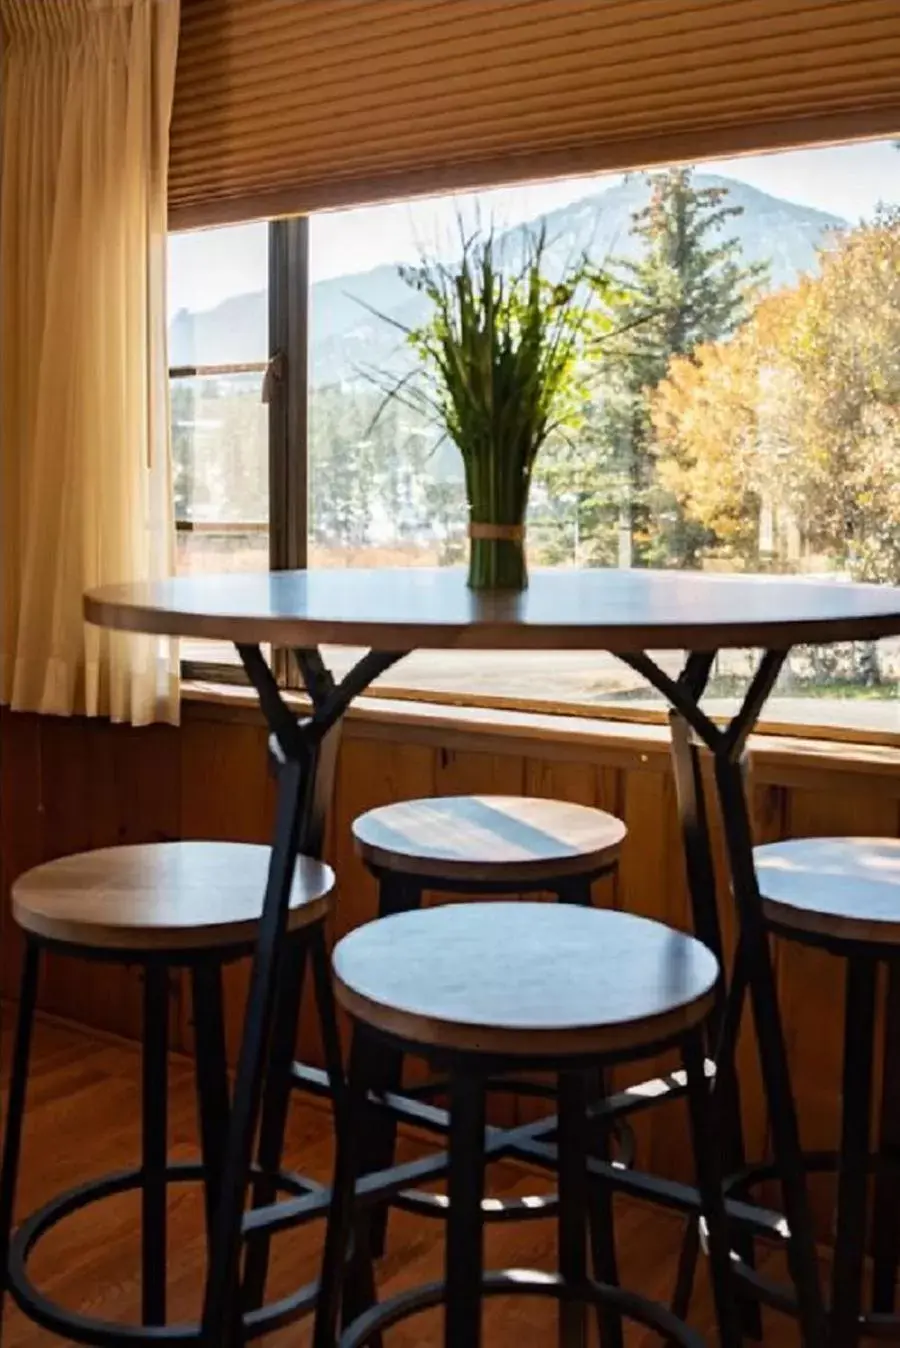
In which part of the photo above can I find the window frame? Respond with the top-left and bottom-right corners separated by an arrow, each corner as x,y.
169,179 -> 900,747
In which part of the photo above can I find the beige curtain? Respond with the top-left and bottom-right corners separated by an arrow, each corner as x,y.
0,0 -> 180,725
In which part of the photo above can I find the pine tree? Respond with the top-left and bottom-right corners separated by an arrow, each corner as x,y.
597,167 -> 766,566
620,169 -> 763,373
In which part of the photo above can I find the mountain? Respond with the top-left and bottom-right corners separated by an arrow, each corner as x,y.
168,174 -> 846,383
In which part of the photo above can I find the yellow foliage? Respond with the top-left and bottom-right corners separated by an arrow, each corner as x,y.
651,210 -> 900,580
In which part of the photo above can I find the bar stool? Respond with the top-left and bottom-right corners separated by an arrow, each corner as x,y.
0,841 -> 336,1345
350,793 -> 626,1250
314,901 -> 740,1348
729,836 -> 900,1346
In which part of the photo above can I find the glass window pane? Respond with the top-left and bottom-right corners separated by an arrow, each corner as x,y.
168,222 -> 268,366
172,371 -> 269,670
172,371 -> 268,560
309,140 -> 900,735
168,221 -> 270,669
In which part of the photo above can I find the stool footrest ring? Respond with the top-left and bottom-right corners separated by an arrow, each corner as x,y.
725,1150 -> 900,1339
393,1185 -> 559,1222
7,1162 -> 322,1346
339,1269 -> 705,1348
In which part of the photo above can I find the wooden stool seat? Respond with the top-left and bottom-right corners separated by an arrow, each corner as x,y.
755,837 -> 900,946
333,902 -> 718,1058
352,794 -> 626,884
12,842 -> 334,951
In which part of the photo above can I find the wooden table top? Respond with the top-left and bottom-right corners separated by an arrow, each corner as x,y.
84,567 -> 900,653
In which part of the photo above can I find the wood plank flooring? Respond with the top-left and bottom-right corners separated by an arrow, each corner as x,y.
0,1010 -> 806,1345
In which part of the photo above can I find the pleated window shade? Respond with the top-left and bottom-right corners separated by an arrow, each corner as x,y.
169,0 -> 900,230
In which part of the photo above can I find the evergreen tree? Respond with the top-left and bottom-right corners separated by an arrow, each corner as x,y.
587,168 -> 765,566
617,168 -> 764,379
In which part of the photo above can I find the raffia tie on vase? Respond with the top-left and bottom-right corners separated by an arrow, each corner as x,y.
467,523 -> 526,543
467,522 -> 528,590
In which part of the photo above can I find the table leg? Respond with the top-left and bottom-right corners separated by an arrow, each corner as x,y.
200,755 -> 309,1345
670,708 -> 761,1336
715,753 -> 827,1345
199,644 -> 406,1345
620,648 -> 829,1347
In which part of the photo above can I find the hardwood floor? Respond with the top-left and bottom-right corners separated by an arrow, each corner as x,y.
0,1009 -> 805,1346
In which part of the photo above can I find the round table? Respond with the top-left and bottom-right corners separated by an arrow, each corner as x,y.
85,567 -> 900,1345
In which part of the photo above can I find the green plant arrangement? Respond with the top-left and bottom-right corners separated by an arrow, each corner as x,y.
369,223 -> 589,590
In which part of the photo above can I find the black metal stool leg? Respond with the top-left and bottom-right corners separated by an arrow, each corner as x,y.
557,1071 -> 589,1348
558,882 -> 624,1345
670,949 -> 756,1330
583,1073 -> 624,1348
141,963 -> 169,1327
313,1029 -> 368,1348
355,876 -> 423,1259
682,1025 -> 742,1348
192,961 -> 231,1254
242,936 -> 308,1311
830,956 -> 878,1348
310,928 -> 381,1343
555,880 -> 594,908
872,963 -> 900,1313
341,1211 -> 383,1345
445,1069 -> 487,1348
0,939 -> 40,1339
670,1216 -> 701,1323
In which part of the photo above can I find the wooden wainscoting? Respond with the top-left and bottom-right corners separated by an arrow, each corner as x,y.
2,698 -> 899,1232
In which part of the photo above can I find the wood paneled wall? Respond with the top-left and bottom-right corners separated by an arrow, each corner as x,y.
2,699 -> 899,1220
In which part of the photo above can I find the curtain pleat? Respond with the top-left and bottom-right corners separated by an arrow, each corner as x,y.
0,0 -> 181,725
170,0 -> 900,229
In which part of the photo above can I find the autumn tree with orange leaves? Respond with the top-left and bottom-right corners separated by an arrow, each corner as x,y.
652,208 -> 900,583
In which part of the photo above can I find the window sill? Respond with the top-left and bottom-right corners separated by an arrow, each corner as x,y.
182,679 -> 900,790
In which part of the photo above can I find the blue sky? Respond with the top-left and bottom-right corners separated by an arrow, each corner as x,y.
169,138 -> 899,316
